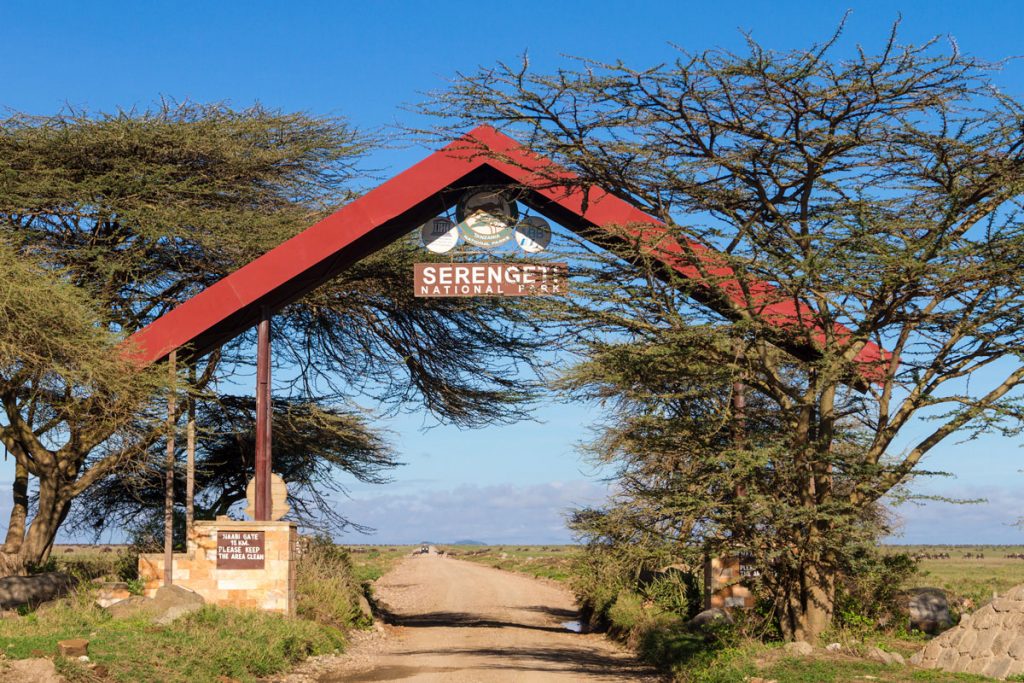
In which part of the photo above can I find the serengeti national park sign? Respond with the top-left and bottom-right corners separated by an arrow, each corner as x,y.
414,262 -> 567,297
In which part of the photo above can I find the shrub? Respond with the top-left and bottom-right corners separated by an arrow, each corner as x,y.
642,568 -> 700,619
834,548 -> 918,632
295,536 -> 370,629
608,590 -> 648,632
570,544 -> 634,629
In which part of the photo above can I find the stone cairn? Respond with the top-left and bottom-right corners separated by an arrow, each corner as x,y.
910,584 -> 1024,680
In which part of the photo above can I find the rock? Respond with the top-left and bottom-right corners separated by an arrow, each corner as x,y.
357,593 -> 373,620
56,638 -> 89,657
825,642 -> 842,652
94,581 -> 132,609
783,641 -> 814,656
901,587 -> 952,634
150,585 -> 205,625
105,595 -> 152,619
106,584 -> 204,625
0,657 -> 65,682
0,573 -> 76,610
687,607 -> 733,630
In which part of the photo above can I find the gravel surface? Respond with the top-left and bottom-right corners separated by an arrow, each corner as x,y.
291,553 -> 661,682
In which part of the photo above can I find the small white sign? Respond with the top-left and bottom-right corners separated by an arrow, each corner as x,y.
514,216 -> 552,253
420,217 -> 459,253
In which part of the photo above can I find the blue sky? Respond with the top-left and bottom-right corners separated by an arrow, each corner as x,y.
3,0 -> 1024,545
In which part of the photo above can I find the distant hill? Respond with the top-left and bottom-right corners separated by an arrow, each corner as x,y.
452,539 -> 486,546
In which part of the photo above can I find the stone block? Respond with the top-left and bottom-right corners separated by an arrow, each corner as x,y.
993,629 -> 1016,656
936,647 -> 959,670
991,598 -> 1023,613
983,655 -> 1014,679
958,629 -> 978,654
1004,585 -> 1024,601
56,638 -> 88,657
1006,658 -> 1024,678
922,638 -> 944,662
965,655 -> 991,675
975,607 -> 1002,629
975,628 -> 999,657
1008,635 -> 1024,660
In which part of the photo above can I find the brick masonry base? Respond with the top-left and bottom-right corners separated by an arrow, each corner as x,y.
139,519 -> 297,615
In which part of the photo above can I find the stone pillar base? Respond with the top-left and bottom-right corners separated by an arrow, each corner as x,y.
139,519 -> 297,615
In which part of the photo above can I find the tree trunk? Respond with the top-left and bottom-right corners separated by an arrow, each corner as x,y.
0,474 -> 72,577
2,462 -> 28,553
780,558 -> 836,643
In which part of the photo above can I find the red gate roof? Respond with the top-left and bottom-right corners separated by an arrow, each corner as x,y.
125,125 -> 888,380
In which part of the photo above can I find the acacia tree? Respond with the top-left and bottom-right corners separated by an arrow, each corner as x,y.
427,27 -> 1024,640
69,395 -> 397,543
0,241 -> 161,573
0,102 -> 547,574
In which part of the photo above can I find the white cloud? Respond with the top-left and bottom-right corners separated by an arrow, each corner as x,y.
886,485 -> 1024,545
332,480 -> 612,545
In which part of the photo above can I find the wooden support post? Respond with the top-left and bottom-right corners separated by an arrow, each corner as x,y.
164,350 -> 177,586
185,364 -> 196,533
254,309 -> 272,521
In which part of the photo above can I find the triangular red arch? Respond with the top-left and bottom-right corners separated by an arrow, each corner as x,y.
125,125 -> 888,380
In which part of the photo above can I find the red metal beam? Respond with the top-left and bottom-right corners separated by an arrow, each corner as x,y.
123,126 -> 890,381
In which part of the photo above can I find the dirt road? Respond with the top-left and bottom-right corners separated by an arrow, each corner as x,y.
319,553 -> 660,682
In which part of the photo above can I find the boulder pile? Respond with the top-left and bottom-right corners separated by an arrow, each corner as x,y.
910,584 -> 1024,680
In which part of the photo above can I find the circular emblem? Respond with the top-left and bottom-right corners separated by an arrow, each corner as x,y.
514,216 -> 552,253
420,217 -> 459,253
455,188 -> 519,225
456,188 -> 519,249
460,211 -> 515,248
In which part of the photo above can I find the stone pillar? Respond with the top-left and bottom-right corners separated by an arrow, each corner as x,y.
139,518 -> 297,615
706,556 -> 756,609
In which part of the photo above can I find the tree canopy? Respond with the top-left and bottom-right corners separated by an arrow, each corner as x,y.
0,101 -> 549,573
427,25 -> 1024,640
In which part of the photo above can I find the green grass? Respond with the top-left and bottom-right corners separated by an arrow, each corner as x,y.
343,545 -> 409,583
0,591 -> 344,683
885,545 -> 1024,608
441,544 -> 579,581
0,541 -> 374,682
679,641 -> 995,682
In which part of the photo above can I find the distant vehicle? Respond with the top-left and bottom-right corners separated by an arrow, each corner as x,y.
419,544 -> 430,555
